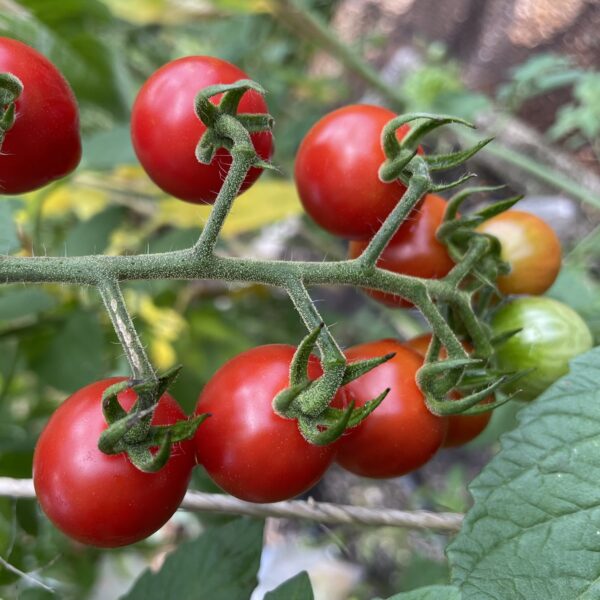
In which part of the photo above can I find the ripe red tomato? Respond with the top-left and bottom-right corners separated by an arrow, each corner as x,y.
476,210 -> 561,295
405,333 -> 492,447
194,345 -> 335,502
348,193 -> 455,307
0,37 -> 81,194
131,56 -> 273,204
334,339 -> 447,478
294,104 -> 420,240
33,378 -> 195,547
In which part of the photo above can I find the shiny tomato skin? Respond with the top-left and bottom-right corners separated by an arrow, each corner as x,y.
476,210 -> 561,295
348,193 -> 455,307
0,37 -> 81,194
334,339 -> 448,478
131,56 -> 273,204
405,333 -> 492,447
294,104 -> 418,240
194,345 -> 335,503
33,378 -> 195,547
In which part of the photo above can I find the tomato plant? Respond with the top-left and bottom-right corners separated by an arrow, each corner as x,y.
333,339 -> 448,478
405,333 -> 492,447
131,56 -> 273,204
33,378 -> 195,547
492,297 -> 593,400
348,193 -> 455,307
294,104 -> 419,240
194,345 -> 335,502
476,210 -> 561,295
0,37 -> 81,194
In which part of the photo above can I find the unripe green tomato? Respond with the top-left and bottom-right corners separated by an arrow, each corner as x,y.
492,297 -> 593,401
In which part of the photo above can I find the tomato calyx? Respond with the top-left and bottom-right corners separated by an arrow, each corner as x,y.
378,113 -> 492,191
193,79 -> 274,172
0,72 -> 23,147
98,365 -> 208,472
272,324 -> 392,446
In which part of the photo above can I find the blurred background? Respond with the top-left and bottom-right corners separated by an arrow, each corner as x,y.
0,0 -> 599,598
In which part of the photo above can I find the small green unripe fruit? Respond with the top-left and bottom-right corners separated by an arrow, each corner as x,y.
492,297 -> 593,401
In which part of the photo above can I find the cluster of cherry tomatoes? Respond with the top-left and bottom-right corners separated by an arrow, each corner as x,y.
0,39 -> 593,549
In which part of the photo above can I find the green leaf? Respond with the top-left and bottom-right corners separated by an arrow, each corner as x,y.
384,586 -> 461,600
0,200 -> 21,253
448,346 -> 600,599
81,125 -> 137,170
34,310 -> 106,392
122,518 -> 263,600
264,571 -> 314,600
0,288 -> 57,322
65,206 -> 125,256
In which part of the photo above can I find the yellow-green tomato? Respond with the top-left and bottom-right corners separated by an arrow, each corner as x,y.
492,297 -> 593,400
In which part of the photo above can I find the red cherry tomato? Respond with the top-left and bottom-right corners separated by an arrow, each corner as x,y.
33,378 -> 195,547
294,104 -> 420,240
405,334 -> 492,447
0,37 -> 81,194
334,339 -> 447,478
348,193 -> 455,307
194,345 -> 335,503
476,210 -> 561,295
131,56 -> 273,204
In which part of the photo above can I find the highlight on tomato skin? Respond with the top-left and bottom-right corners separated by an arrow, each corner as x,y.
0,37 -> 81,195
404,333 -> 492,447
32,378 -> 196,548
294,104 -> 422,240
476,210 -> 562,296
193,344 -> 336,503
131,55 -> 273,205
333,339 -> 448,478
348,193 -> 455,308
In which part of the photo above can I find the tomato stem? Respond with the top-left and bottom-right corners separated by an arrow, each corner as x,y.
98,279 -> 157,383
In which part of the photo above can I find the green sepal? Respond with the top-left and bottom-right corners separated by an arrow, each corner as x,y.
0,72 -> 23,105
297,399 -> 355,446
236,113 -> 274,133
319,387 -> 389,429
289,323 -> 323,386
101,379 -> 132,424
126,434 -> 172,473
272,380 -> 312,416
430,172 -> 477,193
474,195 -> 523,221
426,137 -> 493,172
144,413 -> 209,446
340,352 -> 395,385
425,372 -> 514,416
444,185 -> 507,222
491,328 -> 522,347
97,404 -> 155,454
296,360 -> 345,417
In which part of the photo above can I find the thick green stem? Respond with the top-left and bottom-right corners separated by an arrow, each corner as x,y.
444,236 -> 490,287
193,116 -> 257,257
98,279 -> 157,383
285,279 -> 344,362
357,172 -> 429,267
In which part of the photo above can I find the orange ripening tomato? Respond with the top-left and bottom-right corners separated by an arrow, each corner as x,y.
476,210 -> 561,296
405,333 -> 492,447
348,193 -> 455,308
